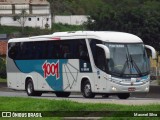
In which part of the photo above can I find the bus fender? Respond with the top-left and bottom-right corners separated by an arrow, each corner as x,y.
80,76 -> 95,93
25,75 -> 36,90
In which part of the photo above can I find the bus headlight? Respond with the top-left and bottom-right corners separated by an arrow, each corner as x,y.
112,86 -> 117,91
145,87 -> 149,91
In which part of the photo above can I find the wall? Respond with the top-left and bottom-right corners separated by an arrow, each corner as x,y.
54,15 -> 88,25
0,16 -> 51,29
0,0 -> 51,29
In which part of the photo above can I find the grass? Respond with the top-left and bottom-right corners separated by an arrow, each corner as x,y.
0,78 -> 6,83
0,26 -> 21,34
0,23 -> 85,36
52,23 -> 85,32
0,25 -> 51,36
0,97 -> 160,120
158,79 -> 160,85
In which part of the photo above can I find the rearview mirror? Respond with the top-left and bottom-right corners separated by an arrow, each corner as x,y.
145,45 -> 156,59
96,44 -> 110,59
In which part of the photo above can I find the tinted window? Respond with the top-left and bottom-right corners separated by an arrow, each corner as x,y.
90,39 -> 102,63
90,39 -> 107,71
8,39 -> 90,62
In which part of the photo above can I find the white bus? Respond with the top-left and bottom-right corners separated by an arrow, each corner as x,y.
7,31 -> 156,99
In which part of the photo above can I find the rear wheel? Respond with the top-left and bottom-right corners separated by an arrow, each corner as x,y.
82,80 -> 95,98
26,79 -> 42,96
117,93 -> 130,99
55,92 -> 70,97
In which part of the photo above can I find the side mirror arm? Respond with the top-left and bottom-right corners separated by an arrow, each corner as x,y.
145,45 -> 156,59
96,44 -> 110,59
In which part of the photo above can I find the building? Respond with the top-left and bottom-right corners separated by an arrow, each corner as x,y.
0,0 -> 51,29
0,34 -> 8,57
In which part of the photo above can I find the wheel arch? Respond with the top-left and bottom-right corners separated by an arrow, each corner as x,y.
25,75 -> 34,90
80,76 -> 94,92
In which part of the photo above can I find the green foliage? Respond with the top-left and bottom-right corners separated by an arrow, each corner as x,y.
52,23 -> 85,32
0,26 -> 51,37
0,97 -> 160,111
47,0 -> 104,15
23,26 -> 51,36
13,9 -> 29,33
0,24 -> 84,36
85,0 -> 160,52
0,26 -> 21,34
158,79 -> 160,85
0,97 -> 160,119
0,58 -> 6,79
0,78 -> 6,82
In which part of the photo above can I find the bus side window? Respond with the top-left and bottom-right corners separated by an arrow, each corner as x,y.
78,40 -> 90,63
28,42 -> 33,59
54,43 -> 61,59
47,42 -> 53,59
41,41 -> 48,59
63,45 -> 71,59
8,43 -> 17,59
16,42 -> 24,60
95,47 -> 106,71
90,39 -> 107,71
34,41 -> 41,59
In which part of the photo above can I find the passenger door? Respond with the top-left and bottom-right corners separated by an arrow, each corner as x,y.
90,39 -> 107,91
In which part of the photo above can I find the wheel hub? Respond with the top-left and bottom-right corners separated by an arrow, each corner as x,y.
84,84 -> 91,96
27,82 -> 33,94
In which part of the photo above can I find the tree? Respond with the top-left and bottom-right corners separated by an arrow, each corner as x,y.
85,0 -> 160,52
47,0 -> 68,30
0,58 -> 6,79
13,9 -> 28,33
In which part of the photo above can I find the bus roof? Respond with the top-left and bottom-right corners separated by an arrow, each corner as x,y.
8,31 -> 143,43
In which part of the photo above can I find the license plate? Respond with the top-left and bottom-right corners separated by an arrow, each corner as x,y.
128,87 -> 136,92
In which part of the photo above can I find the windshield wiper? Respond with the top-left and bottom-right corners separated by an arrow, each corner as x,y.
120,55 -> 130,77
125,45 -> 142,77
129,54 -> 142,77
120,45 -> 142,77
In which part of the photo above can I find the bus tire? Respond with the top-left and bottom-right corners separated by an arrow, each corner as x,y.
82,80 -> 95,98
26,79 -> 42,96
117,93 -> 130,99
55,92 -> 70,97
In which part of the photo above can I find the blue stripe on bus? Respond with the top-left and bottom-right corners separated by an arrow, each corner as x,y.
141,75 -> 148,80
15,59 -> 68,91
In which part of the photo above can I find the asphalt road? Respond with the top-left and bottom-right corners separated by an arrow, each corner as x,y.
1,90 -> 160,105
1,83 -> 160,105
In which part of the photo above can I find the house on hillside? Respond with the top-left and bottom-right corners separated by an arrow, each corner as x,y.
0,0 -> 51,29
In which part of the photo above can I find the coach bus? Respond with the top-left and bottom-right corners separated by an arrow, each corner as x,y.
7,31 -> 156,99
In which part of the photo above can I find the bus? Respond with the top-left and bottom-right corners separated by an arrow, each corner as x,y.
7,31 -> 156,99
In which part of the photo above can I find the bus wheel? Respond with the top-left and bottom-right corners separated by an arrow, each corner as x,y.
82,80 -> 95,98
26,79 -> 42,96
55,92 -> 70,97
117,93 -> 130,99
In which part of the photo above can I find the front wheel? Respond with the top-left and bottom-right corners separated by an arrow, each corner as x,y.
26,79 -> 42,96
82,80 -> 95,98
117,93 -> 130,99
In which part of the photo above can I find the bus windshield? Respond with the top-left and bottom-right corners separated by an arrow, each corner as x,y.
105,43 -> 150,78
